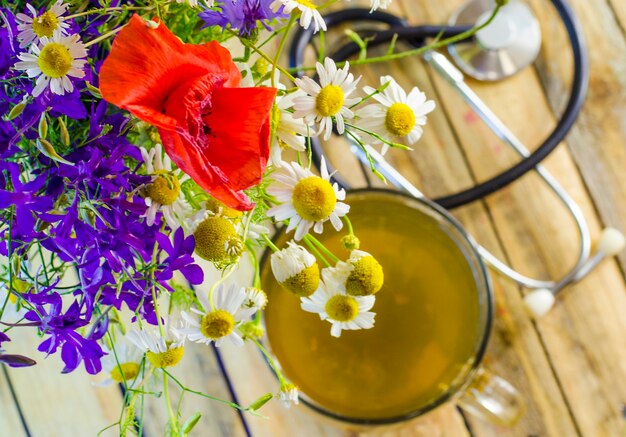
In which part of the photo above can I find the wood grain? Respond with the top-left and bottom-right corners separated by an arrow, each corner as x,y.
0,369 -> 27,437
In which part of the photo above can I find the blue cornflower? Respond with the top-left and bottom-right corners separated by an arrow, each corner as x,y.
199,0 -> 285,36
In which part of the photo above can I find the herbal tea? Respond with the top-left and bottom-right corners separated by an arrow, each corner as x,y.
263,191 -> 483,420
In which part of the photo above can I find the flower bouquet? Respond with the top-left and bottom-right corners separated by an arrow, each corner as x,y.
0,0 -> 501,433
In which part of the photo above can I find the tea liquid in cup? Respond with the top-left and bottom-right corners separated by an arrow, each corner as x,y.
262,190 -> 485,421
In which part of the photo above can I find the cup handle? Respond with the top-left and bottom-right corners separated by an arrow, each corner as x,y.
456,367 -> 526,426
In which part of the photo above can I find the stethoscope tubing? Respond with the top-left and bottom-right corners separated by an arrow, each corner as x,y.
288,1 -> 592,292
289,1 -> 589,210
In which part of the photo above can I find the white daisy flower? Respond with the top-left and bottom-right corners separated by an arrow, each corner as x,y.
267,157 -> 349,240
99,340 -> 143,387
278,383 -> 299,408
358,75 -> 435,154
369,0 -> 392,12
127,320 -> 187,369
270,91 -> 312,167
178,284 -> 257,347
242,287 -> 268,311
16,0 -> 70,48
270,0 -> 327,33
323,250 -> 384,296
293,57 -> 361,140
301,271 -> 376,337
140,143 -> 190,230
14,31 -> 87,97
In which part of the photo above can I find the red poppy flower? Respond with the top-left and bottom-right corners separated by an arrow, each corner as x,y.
99,15 -> 277,211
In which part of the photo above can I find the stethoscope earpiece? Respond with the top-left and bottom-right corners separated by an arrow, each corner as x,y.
524,227 -> 625,318
597,227 -> 626,256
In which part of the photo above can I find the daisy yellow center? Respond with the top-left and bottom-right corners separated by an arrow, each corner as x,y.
346,255 -> 384,296
292,176 -> 336,221
32,11 -> 59,38
110,362 -> 140,383
316,85 -> 344,117
200,310 -> 235,339
385,103 -> 416,137
294,0 -> 317,9
147,346 -> 185,368
325,295 -> 359,322
282,263 -> 320,297
193,216 -> 241,262
145,173 -> 180,206
38,42 -> 72,79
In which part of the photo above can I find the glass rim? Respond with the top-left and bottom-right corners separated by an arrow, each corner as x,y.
260,187 -> 494,426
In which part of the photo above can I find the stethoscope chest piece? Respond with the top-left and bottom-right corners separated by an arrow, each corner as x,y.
448,0 -> 542,81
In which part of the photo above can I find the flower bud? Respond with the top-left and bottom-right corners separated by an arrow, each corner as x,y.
340,234 -> 360,251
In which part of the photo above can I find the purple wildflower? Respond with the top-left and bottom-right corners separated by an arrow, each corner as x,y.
200,0 -> 285,36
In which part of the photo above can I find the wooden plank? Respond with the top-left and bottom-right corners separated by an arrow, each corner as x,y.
5,326 -> 124,436
400,1 -> 626,436
0,368 -> 27,437
529,0 -> 626,275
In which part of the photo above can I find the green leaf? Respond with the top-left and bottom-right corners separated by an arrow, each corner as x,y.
182,412 -> 202,435
36,138 -> 74,166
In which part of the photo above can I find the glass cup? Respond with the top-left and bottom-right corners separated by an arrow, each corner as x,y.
261,188 -> 525,429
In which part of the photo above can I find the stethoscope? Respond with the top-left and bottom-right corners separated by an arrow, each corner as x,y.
288,0 -> 625,317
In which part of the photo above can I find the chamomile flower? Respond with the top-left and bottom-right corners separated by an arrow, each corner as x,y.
16,0 -> 70,48
271,0 -> 326,33
301,273 -> 376,337
278,383 -> 299,408
127,321 -> 187,369
242,287 -> 268,311
14,31 -> 87,97
178,284 -> 257,347
99,340 -> 143,387
293,58 -> 360,140
271,241 -> 320,296
358,76 -> 435,154
369,0 -> 392,12
190,210 -> 243,262
324,250 -> 384,296
140,144 -> 189,230
270,92 -> 312,167
267,157 -> 349,240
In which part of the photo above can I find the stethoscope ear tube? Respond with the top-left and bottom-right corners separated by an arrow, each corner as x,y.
289,1 -> 589,209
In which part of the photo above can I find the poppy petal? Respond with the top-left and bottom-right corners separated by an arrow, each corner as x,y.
203,86 -> 277,190
100,15 -> 240,130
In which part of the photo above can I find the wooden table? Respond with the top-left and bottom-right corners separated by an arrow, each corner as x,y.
2,0 -> 626,435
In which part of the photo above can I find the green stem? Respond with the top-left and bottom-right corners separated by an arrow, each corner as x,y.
304,234 -> 340,263
162,371 -> 178,429
0,207 -> 14,319
85,25 -> 126,48
302,236 -> 331,267
162,369 -> 250,412
272,13 -> 297,87
65,5 -> 155,19
289,5 -> 503,73
262,233 -> 279,252
342,215 -> 354,235
249,337 -> 287,385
